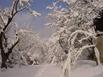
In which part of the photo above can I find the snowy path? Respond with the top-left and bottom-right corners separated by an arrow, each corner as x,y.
0,64 -> 62,77
0,60 -> 103,77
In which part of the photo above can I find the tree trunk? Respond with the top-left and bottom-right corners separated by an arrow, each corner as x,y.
0,32 -> 8,69
1,53 -> 8,69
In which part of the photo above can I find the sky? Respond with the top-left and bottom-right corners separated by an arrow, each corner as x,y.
0,0 -> 54,14
0,0 -> 67,40
0,0 -> 55,40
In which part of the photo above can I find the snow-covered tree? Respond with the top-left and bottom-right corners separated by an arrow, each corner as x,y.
11,28 -> 48,65
0,0 -> 41,69
47,0 -> 103,77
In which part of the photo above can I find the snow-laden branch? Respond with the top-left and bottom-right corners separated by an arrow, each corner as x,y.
68,30 -> 96,46
72,45 -> 95,64
62,44 -> 95,77
78,36 -> 91,43
94,47 -> 101,65
71,33 -> 78,46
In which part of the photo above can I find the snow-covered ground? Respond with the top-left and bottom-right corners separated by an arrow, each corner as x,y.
72,60 -> 103,77
0,64 -> 62,77
0,60 -> 103,77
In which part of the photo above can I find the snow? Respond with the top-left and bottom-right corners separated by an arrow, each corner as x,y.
72,60 -> 103,77
0,60 -> 103,77
0,64 -> 63,77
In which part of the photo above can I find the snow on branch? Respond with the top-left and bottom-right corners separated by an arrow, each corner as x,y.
78,36 -> 91,43
72,45 -> 95,64
68,30 -> 96,46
